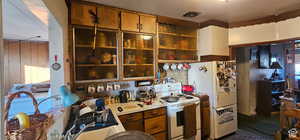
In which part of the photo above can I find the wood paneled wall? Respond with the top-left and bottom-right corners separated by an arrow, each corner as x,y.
4,40 -> 49,94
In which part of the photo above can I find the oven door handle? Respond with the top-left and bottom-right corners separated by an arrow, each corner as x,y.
168,106 -> 184,111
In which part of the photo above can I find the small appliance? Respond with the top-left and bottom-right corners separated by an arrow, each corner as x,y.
119,90 -> 130,103
182,85 -> 195,94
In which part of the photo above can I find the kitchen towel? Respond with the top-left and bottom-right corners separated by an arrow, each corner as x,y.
184,103 -> 197,138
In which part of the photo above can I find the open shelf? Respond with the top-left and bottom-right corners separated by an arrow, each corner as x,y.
76,44 -> 116,49
158,60 -> 199,63
159,32 -> 196,38
159,46 -> 197,51
76,64 -> 117,67
124,47 -> 153,51
124,64 -> 153,66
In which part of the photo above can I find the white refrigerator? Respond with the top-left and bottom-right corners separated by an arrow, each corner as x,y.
188,61 -> 237,139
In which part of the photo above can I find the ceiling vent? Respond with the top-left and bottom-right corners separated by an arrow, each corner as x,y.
183,11 -> 200,18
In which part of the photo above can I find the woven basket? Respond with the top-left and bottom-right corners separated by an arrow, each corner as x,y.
5,91 -> 53,140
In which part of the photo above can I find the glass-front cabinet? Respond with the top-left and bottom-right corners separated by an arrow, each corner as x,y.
122,33 -> 155,79
73,26 -> 119,82
158,23 -> 198,62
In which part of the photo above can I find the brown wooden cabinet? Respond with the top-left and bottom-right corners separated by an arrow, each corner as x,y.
73,26 -> 119,82
122,33 -> 155,80
71,3 -> 96,27
257,80 -> 285,116
98,6 -> 120,29
121,12 -> 140,32
144,107 -> 166,119
118,112 -> 144,131
140,15 -> 156,34
119,107 -> 167,140
144,115 -> 166,134
121,12 -> 156,34
152,132 -> 167,140
71,2 -> 119,30
158,23 -> 198,63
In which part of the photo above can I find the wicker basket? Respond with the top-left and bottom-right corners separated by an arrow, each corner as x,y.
5,91 -> 53,140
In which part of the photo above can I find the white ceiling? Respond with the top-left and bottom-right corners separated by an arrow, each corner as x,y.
85,0 -> 300,23
3,0 -> 48,41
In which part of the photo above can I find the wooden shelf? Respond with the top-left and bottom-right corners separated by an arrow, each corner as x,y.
159,32 -> 196,38
159,47 -> 177,50
159,47 -> 197,51
159,32 -> 177,36
76,44 -> 117,49
76,64 -> 117,67
180,34 -> 196,38
124,47 -> 153,51
124,64 -> 153,66
158,60 -> 198,63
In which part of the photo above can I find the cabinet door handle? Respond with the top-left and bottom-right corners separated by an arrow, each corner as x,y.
140,24 -> 143,30
137,23 -> 139,30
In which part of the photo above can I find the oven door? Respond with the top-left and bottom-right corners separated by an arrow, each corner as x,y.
167,105 -> 184,139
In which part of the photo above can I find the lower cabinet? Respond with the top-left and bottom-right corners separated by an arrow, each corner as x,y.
119,107 -> 167,140
152,132 -> 167,140
144,115 -> 166,134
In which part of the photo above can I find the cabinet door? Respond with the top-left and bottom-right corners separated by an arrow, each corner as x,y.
152,132 -> 167,140
122,120 -> 144,131
98,6 -> 119,29
74,27 -> 119,82
121,12 -> 140,32
123,33 -> 154,79
119,113 -> 144,131
71,3 -> 96,26
140,15 -> 156,34
144,107 -> 166,119
144,115 -> 166,134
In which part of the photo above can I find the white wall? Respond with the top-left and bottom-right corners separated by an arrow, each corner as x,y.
0,0 -> 4,139
40,0 -> 70,138
236,48 -> 252,116
41,0 -> 70,86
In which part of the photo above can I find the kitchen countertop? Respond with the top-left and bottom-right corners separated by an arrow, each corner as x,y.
107,99 -> 166,116
76,99 -> 165,140
76,108 -> 125,140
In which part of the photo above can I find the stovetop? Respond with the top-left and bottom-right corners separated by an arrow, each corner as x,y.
159,94 -> 199,106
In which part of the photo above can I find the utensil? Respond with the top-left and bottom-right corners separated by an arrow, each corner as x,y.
163,63 -> 169,71
171,64 -> 177,71
177,63 -> 183,71
183,63 -> 191,70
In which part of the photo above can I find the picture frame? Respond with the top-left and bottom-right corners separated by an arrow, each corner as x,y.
258,46 -> 271,69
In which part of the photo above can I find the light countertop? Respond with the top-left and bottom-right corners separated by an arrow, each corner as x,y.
107,99 -> 166,116
76,99 -> 166,140
76,108 -> 125,140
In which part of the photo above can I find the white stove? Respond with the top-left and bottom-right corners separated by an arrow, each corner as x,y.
160,94 -> 200,106
154,83 -> 201,140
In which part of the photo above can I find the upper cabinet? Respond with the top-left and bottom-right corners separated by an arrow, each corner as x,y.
71,3 -> 96,27
97,6 -> 120,29
198,25 -> 229,56
71,2 -> 120,30
139,15 -> 156,34
121,12 -> 156,34
158,23 -> 198,63
121,12 -> 140,32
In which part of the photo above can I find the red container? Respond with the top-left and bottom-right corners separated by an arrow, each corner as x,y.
182,85 -> 194,94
